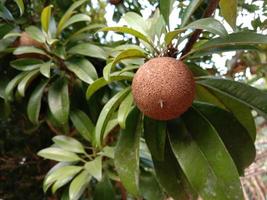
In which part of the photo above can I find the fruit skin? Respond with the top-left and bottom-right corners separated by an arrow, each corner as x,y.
132,57 -> 195,121
109,0 -> 122,5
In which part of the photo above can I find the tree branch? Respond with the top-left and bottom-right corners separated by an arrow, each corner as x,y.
180,0 -> 220,59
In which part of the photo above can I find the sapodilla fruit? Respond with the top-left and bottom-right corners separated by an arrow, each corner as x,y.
109,0 -> 122,5
132,57 -> 195,120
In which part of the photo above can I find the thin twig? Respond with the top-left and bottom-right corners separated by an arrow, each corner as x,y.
180,0 -> 220,59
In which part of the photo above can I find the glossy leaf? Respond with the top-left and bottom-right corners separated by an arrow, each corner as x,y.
181,0 -> 203,27
52,135 -> 85,154
169,110 -> 243,200
48,77 -> 70,125
197,77 -> 267,118
194,102 -> 256,174
100,26 -> 153,47
60,14 -> 91,33
69,170 -> 91,200
57,0 -> 86,36
122,12 -> 148,35
5,72 -> 27,101
70,109 -> 95,143
93,177 -> 116,200
10,58 -> 43,71
210,90 -> 256,141
38,147 -> 81,162
159,0 -> 174,25
139,170 -> 165,200
41,5 -> 53,33
84,156 -> 102,181
95,87 -> 131,147
103,49 -> 145,81
219,0 -> 237,29
27,80 -> 48,124
17,69 -> 40,97
114,107 -> 142,196
14,0 -> 24,16
0,3 -> 14,20
44,165 -> 82,192
68,43 -> 107,60
152,141 -> 191,200
25,26 -> 46,43
86,72 -> 134,100
52,175 -> 73,194
117,92 -> 133,128
65,58 -> 98,84
40,61 -> 52,78
144,117 -> 166,161
190,32 -> 267,56
14,46 -> 47,56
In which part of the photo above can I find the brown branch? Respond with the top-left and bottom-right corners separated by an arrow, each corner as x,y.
180,0 -> 220,59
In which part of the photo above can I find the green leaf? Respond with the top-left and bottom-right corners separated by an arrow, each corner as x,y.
210,90 -> 256,141
86,72 -> 134,100
38,147 -> 81,162
60,14 -> 90,33
103,118 -> 118,139
103,49 -> 145,81
219,0 -> 237,30
65,58 -> 98,84
197,77 -> 267,119
25,26 -> 46,43
165,18 -> 227,45
17,69 -> 40,97
27,80 -> 48,124
181,0 -> 203,27
70,109 -> 95,143
159,0 -> 174,25
57,0 -> 86,36
152,141 -> 191,200
169,108 -> 243,200
44,165 -> 82,192
48,77 -> 70,125
52,135 -> 85,154
117,92 -> 133,129
189,32 -> 267,56
100,26 -> 153,47
40,61 -> 52,78
84,156 -> 102,181
10,58 -> 43,71
5,72 -> 27,101
69,170 -> 91,200
14,46 -> 47,56
114,107 -> 142,196
93,177 -> 116,200
95,87 -> 131,147
185,18 -> 228,37
14,0 -> 24,16
51,175 -> 73,194
68,43 -> 107,60
41,5 -> 53,33
121,12 -> 148,35
186,63 -> 209,77
144,117 -> 166,161
194,102 -> 256,174
0,3 -> 14,20
139,171 -> 165,200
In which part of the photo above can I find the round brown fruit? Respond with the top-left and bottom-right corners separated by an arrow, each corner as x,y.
132,57 -> 195,121
109,0 -> 122,5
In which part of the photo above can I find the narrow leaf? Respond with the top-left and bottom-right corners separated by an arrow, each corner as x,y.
48,77 -> 70,125
14,0 -> 24,16
40,61 -> 52,78
114,107 -> 142,196
181,0 -> 203,27
27,80 -> 48,124
159,0 -> 174,25
41,5 -> 53,33
17,69 -> 40,97
38,147 -> 81,162
219,0 -> 237,29
84,156 -> 102,181
25,26 -> 46,43
52,135 -> 85,154
95,87 -> 131,147
14,46 -> 47,56
10,58 -> 43,71
60,14 -> 90,33
70,109 -> 95,143
117,92 -> 133,128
